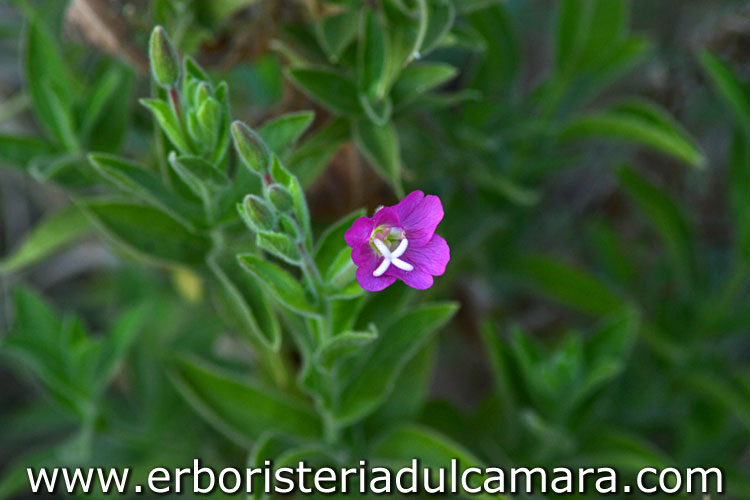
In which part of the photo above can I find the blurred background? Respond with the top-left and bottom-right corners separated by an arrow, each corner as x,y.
2,0 -> 750,498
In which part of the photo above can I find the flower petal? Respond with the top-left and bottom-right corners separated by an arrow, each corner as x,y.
372,206 -> 401,229
345,217 -> 374,247
387,265 -> 434,290
403,234 -> 450,276
351,242 -> 379,268
356,264 -> 396,291
395,191 -> 444,247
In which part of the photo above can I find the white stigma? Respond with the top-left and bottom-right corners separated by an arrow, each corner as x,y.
373,238 -> 414,277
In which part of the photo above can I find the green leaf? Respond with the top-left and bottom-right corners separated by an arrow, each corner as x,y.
81,65 -> 133,152
359,94 -> 393,126
315,328 -> 377,371
196,0 -> 262,25
353,119 -> 403,196
0,205 -> 91,274
314,210 -> 365,273
373,425 -> 507,500
467,5 -> 520,93
95,306 -> 147,387
333,303 -> 458,424
270,157 -> 312,249
561,99 -> 705,168
556,0 -> 627,73
258,111 -> 315,157
3,288 -> 93,418
417,0 -> 456,57
729,130 -> 750,263
699,50 -> 750,137
140,98 -> 191,154
23,11 -> 76,147
618,165 -> 695,282
358,9 -> 388,99
317,9 -> 359,63
323,248 -> 359,296
28,154 -> 95,189
288,118 -> 350,187
286,67 -> 361,115
168,153 -> 229,198
0,134 -> 54,169
169,356 -> 321,446
256,230 -> 301,265
392,63 -> 458,107
83,201 -> 211,265
237,254 -> 318,316
209,251 -> 281,350
508,254 -> 624,316
39,79 -> 79,152
89,153 -> 204,229
212,81 -> 232,166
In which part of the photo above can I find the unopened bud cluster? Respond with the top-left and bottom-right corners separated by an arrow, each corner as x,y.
234,120 -> 305,264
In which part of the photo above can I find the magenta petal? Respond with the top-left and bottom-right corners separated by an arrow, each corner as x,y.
387,266 -> 434,290
395,191 -> 444,247
403,235 -> 450,276
356,265 -> 396,291
351,242 -> 379,268
345,217 -> 374,247
372,206 -> 401,228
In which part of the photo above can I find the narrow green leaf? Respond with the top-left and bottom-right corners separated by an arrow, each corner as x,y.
40,79 -> 79,152
618,165 -> 695,281
0,134 -> 54,169
258,111 -> 315,157
508,254 -> 623,316
315,329 -> 377,370
417,0 -> 455,56
729,130 -> 750,263
392,63 -> 458,107
317,9 -> 359,63
89,153 -> 204,229
353,119 -> 403,196
209,251 -> 281,350
314,210 -> 365,273
237,254 -> 318,316
169,356 -> 321,446
374,425 -> 507,500
561,99 -> 705,168
286,67 -> 361,115
23,12 -> 76,146
95,306 -> 147,387
0,205 -> 91,274
358,9 -> 388,99
288,118 -> 350,187
140,98 -> 190,154
334,303 -> 458,424
83,201 -> 211,265
699,50 -> 750,137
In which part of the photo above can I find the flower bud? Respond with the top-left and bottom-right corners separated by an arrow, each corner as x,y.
195,98 -> 221,146
149,26 -> 180,88
279,213 -> 301,241
240,195 -> 275,231
266,183 -> 294,212
231,121 -> 271,174
194,82 -> 212,107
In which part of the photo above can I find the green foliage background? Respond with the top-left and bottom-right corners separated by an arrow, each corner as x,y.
0,0 -> 749,498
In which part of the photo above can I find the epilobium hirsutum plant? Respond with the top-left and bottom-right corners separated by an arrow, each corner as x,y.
142,25 -> 462,437
1,21 -> 468,492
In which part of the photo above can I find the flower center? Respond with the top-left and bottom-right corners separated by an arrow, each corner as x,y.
370,226 -> 414,277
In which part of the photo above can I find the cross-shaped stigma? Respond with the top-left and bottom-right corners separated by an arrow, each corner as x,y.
372,238 -> 414,277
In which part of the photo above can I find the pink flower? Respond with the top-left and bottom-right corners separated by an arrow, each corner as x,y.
344,191 -> 450,292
